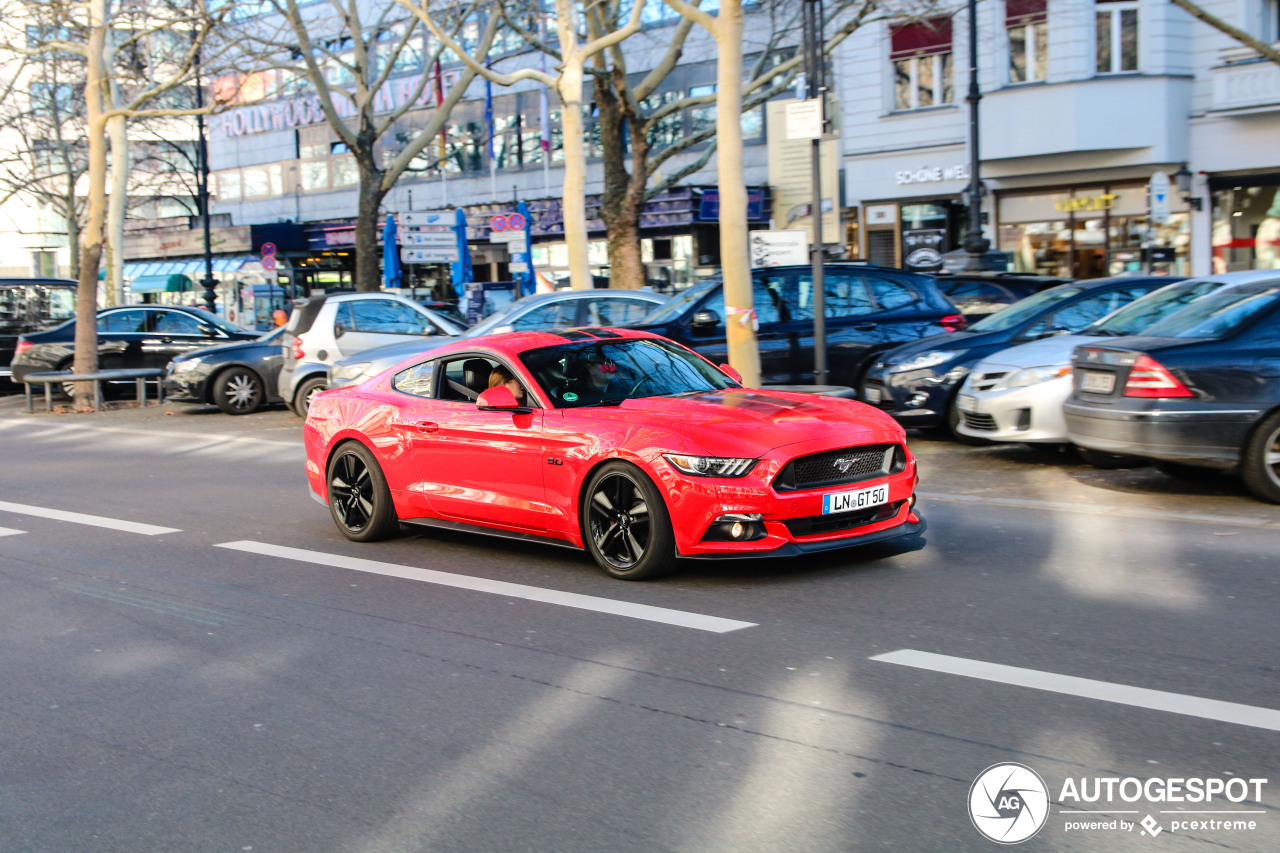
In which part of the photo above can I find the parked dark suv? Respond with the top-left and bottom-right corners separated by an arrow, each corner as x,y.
628,264 -> 965,387
1,278 -> 77,381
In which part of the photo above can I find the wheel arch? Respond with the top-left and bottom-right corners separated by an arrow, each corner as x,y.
573,452 -> 671,545
1240,402 -> 1280,465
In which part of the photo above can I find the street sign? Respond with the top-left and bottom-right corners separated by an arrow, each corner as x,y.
490,230 -> 526,244
506,212 -> 526,231
749,230 -> 809,267
402,231 -> 458,247
786,98 -> 823,140
260,242 -> 277,256
509,262 -> 529,273
401,247 -> 459,264
1149,171 -> 1172,225
490,214 -> 509,232
261,255 -> 278,271
400,210 -> 452,227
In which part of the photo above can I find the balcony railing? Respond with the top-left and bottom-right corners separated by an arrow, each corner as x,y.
1213,47 -> 1280,112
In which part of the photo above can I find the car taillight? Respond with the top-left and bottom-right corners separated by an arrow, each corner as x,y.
940,313 -> 966,332
292,336 -> 304,360
1123,355 -> 1193,398
14,338 -> 32,357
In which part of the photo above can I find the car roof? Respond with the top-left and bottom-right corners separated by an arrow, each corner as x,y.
1071,274 -> 1186,290
422,326 -> 661,359
1181,269 -> 1280,285
517,289 -> 667,304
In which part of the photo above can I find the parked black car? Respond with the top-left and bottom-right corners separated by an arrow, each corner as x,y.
163,326 -> 285,414
1063,280 -> 1280,502
932,273 -> 1072,322
12,305 -> 258,393
628,263 -> 965,387
1,278 -> 77,381
862,275 -> 1180,436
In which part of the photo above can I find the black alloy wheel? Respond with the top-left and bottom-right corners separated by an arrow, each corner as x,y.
583,462 -> 677,580
213,367 -> 264,415
327,442 -> 399,541
1242,410 -> 1280,503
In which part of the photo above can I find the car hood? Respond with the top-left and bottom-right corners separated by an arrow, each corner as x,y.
560,388 -> 902,457
971,334 -> 1092,371
880,329 -> 1008,365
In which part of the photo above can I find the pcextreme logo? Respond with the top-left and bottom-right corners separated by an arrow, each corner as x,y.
969,764 -> 1269,844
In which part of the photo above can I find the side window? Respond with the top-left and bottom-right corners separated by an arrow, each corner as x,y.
822,273 -> 876,319
97,309 -> 149,333
868,276 -> 919,311
752,275 -> 787,324
511,300 -> 578,330
350,300 -> 435,335
438,356 -> 497,402
588,297 -> 657,326
393,361 -> 436,398
154,311 -> 205,335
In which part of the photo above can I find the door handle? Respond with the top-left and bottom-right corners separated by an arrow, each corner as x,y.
411,421 -> 439,433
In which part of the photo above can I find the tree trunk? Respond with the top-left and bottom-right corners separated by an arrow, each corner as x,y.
596,90 -> 646,290
72,0 -> 108,411
65,187 -> 81,281
711,1 -> 760,386
556,0 -> 593,291
354,156 -> 385,292
105,113 -> 128,307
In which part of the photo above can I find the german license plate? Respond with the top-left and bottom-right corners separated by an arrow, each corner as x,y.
822,483 -> 890,515
1081,371 -> 1115,394
958,393 -> 978,412
863,386 -> 882,403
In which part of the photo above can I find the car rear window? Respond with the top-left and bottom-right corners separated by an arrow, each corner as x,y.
1141,285 -> 1280,339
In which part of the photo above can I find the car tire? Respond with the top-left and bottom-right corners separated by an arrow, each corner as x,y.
1153,460 -> 1222,482
327,441 -> 400,542
212,367 -> 264,415
1241,410 -> 1280,503
582,462 -> 678,580
294,376 -> 326,417
1076,447 -> 1147,469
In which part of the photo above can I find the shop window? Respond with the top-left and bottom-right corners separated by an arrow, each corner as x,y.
1211,182 -> 1280,271
331,155 -> 358,187
217,170 -> 241,201
300,160 -> 328,192
1007,0 -> 1048,83
891,17 -> 954,110
242,167 -> 270,199
1096,0 -> 1138,74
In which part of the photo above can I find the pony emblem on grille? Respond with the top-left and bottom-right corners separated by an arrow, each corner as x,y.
833,458 -> 854,474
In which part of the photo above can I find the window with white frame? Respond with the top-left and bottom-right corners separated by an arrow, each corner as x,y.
1095,0 -> 1138,73
1262,0 -> 1280,42
1007,0 -> 1048,82
891,17 -> 954,110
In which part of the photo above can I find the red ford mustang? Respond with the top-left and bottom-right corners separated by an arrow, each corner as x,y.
303,328 -> 925,580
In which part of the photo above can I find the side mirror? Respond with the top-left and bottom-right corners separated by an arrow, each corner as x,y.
719,363 -> 743,384
477,385 -> 532,413
691,309 -> 720,329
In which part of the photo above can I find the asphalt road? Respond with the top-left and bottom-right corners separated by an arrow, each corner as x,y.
0,397 -> 1277,852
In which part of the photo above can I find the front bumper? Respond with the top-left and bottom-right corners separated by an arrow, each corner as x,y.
1063,400 -> 1261,467
862,368 -> 965,428
955,376 -> 1071,443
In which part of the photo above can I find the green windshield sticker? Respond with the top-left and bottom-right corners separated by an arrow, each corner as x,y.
562,392 -> 578,402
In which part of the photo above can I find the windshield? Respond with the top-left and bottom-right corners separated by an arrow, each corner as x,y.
639,279 -> 718,324
186,306 -> 251,334
519,337 -> 738,408
967,285 -> 1085,332
1140,284 -> 1280,339
1084,280 -> 1223,336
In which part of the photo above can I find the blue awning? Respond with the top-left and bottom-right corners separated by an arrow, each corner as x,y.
123,255 -> 258,286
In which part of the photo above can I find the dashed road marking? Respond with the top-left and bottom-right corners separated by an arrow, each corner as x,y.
0,527 -> 25,537
216,540 -> 757,634
0,500 -> 180,536
872,649 -> 1280,733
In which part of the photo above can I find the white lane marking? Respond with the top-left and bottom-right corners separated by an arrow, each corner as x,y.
872,649 -> 1280,733
0,527 -> 25,537
0,418 -> 300,448
0,501 -> 180,536
918,491 -> 1277,529
216,540 -> 757,634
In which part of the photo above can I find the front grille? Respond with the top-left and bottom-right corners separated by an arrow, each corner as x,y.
784,501 -> 904,537
968,371 -> 1009,392
774,444 -> 900,492
962,412 -> 998,431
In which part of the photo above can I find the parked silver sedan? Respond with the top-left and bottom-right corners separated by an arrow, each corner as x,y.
327,288 -> 669,388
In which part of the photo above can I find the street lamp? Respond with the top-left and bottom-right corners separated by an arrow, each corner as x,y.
803,0 -> 827,384
1174,163 -> 1203,211
194,48 -> 218,314
961,0 -> 990,269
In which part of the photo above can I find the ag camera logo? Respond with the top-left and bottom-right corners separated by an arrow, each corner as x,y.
969,763 -> 1050,844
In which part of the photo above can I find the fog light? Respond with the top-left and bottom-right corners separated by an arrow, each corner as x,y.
704,512 -> 767,543
731,521 -> 745,539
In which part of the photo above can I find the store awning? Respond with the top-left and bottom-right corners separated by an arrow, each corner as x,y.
123,255 -> 258,289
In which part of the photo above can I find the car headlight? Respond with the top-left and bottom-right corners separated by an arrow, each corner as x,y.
662,454 -> 758,477
890,350 -> 967,372
329,361 -> 372,384
170,359 -> 202,374
996,365 -> 1071,389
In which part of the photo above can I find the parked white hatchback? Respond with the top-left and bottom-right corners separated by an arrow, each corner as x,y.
954,271 -> 1280,445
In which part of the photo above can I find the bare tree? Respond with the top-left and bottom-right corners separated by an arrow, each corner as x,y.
224,0 -> 499,291
398,0 -> 645,291
0,0 -> 226,410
